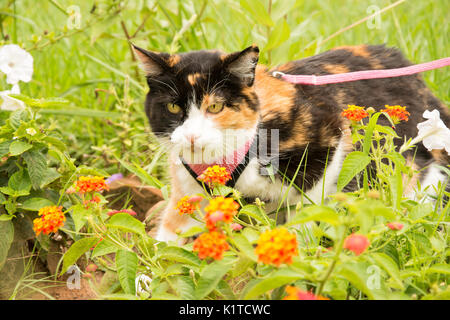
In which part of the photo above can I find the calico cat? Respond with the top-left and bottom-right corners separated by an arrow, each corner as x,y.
132,44 -> 449,242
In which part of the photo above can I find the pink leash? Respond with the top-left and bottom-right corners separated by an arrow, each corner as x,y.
272,57 -> 450,85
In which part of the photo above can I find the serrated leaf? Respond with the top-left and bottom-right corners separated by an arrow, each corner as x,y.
116,249 -> 138,295
175,276 -> 196,300
91,239 -> 118,258
243,269 -> 304,299
106,212 -> 145,236
158,246 -> 201,266
0,220 -> 14,270
426,264 -> 450,275
287,205 -> 340,226
21,198 -> 54,211
337,261 -> 387,300
337,151 -> 371,191
239,204 -> 273,226
22,149 -> 47,190
9,140 -> 32,156
8,169 -> 31,193
40,168 -> 61,188
0,141 -> 11,157
179,226 -> 204,238
195,256 -> 235,299
61,237 -> 98,274
371,252 -> 403,289
409,203 -> 434,220
233,233 -> 257,261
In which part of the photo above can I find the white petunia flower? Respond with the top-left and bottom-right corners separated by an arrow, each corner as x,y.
416,109 -> 450,155
399,109 -> 450,155
0,44 -> 34,85
0,84 -> 25,111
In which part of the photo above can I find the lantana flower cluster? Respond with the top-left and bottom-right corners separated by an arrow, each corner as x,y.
33,206 -> 66,236
255,227 -> 299,267
175,166 -> 239,261
197,165 -> 232,187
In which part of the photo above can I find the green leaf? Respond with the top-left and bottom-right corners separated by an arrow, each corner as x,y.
9,140 -> 32,156
426,264 -> 450,275
158,246 -> 201,266
337,261 -> 387,300
106,213 -> 145,236
21,198 -> 54,211
40,168 -> 61,188
116,249 -> 138,295
287,205 -> 340,226
232,256 -> 255,278
265,19 -> 290,51
239,204 -> 273,226
195,256 -> 235,299
243,269 -> 304,299
0,141 -> 11,157
114,155 -> 163,189
175,276 -> 196,300
70,205 -> 90,233
371,252 -> 403,289
239,0 -> 274,26
8,94 -> 70,108
91,239 -> 118,258
337,151 -> 371,191
61,237 -> 99,274
409,203 -> 434,220
363,113 -> 382,154
0,220 -> 14,271
22,149 -> 47,189
233,233 -> 257,261
0,214 -> 14,221
8,169 -> 31,193
179,226 -> 204,238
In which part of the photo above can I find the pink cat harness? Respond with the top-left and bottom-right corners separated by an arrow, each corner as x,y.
272,57 -> 450,85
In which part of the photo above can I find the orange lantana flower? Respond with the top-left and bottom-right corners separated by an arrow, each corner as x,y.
341,105 -> 369,122
75,176 -> 109,194
381,105 -> 410,123
33,206 -> 66,236
175,195 -> 202,215
193,231 -> 229,260
204,196 -> 239,231
283,286 -> 329,300
255,227 -> 298,267
198,165 -> 231,187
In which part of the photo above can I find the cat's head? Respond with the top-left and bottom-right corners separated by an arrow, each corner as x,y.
133,45 -> 260,163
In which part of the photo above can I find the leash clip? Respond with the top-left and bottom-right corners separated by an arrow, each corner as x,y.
272,71 -> 285,79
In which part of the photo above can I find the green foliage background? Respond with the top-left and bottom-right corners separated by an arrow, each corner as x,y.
0,0 -> 448,178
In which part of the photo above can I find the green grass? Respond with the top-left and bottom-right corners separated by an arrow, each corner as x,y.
0,0 -> 449,177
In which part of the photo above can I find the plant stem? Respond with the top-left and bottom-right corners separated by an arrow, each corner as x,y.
316,227 -> 345,296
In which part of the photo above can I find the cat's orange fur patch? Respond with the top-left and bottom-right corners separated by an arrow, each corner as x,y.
167,54 -> 181,67
255,66 -> 296,122
200,93 -> 258,129
333,45 -> 370,58
187,73 -> 203,85
323,64 -> 350,74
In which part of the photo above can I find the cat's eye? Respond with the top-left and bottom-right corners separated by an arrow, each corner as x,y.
207,103 -> 224,114
167,103 -> 182,114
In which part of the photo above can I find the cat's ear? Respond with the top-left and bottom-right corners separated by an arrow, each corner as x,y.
132,44 -> 171,77
223,45 -> 259,86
